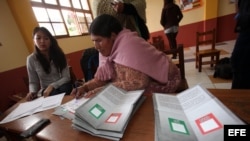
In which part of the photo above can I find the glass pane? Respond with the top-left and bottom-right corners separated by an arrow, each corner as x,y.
32,7 -> 49,22
52,23 -> 67,36
31,0 -> 42,2
80,0 -> 89,10
61,9 -> 81,36
85,13 -> 93,23
47,9 -> 63,22
79,23 -> 88,33
72,0 -> 81,9
59,0 -> 71,7
76,12 -> 85,22
38,23 -> 55,36
44,0 -> 57,5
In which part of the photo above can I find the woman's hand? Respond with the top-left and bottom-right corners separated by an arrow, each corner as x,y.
70,85 -> 89,99
112,1 -> 124,13
25,92 -> 38,101
84,87 -> 104,98
43,85 -> 54,97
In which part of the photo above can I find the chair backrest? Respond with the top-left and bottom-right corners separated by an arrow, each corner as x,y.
69,66 -> 77,84
80,47 -> 99,82
163,44 -> 188,92
151,36 -> 165,51
196,28 -> 216,52
163,44 -> 185,80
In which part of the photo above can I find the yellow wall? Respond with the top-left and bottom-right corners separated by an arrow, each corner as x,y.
0,0 -> 237,73
204,0 -> 218,20
146,0 -> 236,32
7,0 -> 37,53
218,0 -> 237,16
0,0 -> 29,72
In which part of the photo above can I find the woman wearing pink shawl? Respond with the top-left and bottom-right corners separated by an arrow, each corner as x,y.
71,14 -> 181,98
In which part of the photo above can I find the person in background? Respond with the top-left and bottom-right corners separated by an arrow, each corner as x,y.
71,14 -> 181,99
231,0 -> 250,89
25,27 -> 73,101
91,0 -> 150,40
160,0 -> 183,59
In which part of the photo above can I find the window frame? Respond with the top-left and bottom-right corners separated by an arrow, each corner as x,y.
30,0 -> 93,38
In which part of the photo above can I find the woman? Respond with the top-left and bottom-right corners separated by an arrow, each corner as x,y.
26,27 -> 73,101
231,0 -> 250,89
160,0 -> 183,58
92,0 -> 149,40
71,14 -> 181,99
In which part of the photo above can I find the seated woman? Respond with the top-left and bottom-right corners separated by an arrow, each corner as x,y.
71,14 -> 181,98
26,27 -> 73,101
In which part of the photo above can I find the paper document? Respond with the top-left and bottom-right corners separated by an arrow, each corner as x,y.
152,85 -> 245,141
0,93 -> 65,124
61,97 -> 89,114
72,84 -> 145,140
53,96 -> 90,120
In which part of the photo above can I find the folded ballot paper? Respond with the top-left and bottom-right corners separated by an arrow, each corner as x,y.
152,85 -> 245,141
53,96 -> 90,120
0,93 -> 65,124
72,84 -> 145,140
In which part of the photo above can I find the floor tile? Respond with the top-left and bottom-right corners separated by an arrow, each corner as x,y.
183,40 -> 235,90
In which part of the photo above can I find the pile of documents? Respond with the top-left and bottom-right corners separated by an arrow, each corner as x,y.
0,93 -> 65,124
53,95 -> 90,120
72,84 -> 145,140
152,85 -> 245,141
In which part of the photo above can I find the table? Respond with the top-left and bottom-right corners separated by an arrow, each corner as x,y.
208,89 -> 250,124
0,89 -> 249,141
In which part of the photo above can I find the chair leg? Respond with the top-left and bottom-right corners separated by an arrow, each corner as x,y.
216,53 -> 220,64
210,56 -> 214,67
195,55 -> 198,68
199,57 -> 202,72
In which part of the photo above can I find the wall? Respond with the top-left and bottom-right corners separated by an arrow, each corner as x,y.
0,0 -> 29,72
0,0 -> 238,113
149,0 -> 237,48
0,0 -> 30,112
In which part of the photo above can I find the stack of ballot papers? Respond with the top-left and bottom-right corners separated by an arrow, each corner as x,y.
72,84 -> 145,141
0,93 -> 65,124
152,85 -> 245,141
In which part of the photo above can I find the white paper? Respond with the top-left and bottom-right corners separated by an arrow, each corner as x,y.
0,93 -> 65,124
60,96 -> 89,114
152,85 -> 245,141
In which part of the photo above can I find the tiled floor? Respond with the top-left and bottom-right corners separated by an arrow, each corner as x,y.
182,39 -> 235,89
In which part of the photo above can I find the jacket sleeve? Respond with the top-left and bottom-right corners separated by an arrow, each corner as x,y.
160,8 -> 167,27
177,6 -> 183,23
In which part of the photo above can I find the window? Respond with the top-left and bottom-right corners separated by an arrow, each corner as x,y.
30,0 -> 93,37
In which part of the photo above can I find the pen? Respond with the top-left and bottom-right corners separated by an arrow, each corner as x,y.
73,83 -> 79,103
73,83 -> 78,93
73,82 -> 79,100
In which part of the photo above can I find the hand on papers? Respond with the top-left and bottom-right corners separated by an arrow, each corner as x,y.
70,85 -> 89,99
42,85 -> 54,97
25,92 -> 38,101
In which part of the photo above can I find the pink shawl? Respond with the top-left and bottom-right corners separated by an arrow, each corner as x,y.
95,29 -> 169,83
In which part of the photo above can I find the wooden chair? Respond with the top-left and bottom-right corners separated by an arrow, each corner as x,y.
195,28 -> 220,72
9,67 -> 77,104
163,44 -> 189,93
9,77 -> 29,104
69,66 -> 77,84
151,36 -> 165,51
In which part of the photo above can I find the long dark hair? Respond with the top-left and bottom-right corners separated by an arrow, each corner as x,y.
33,27 -> 67,74
164,0 -> 174,5
89,14 -> 123,38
